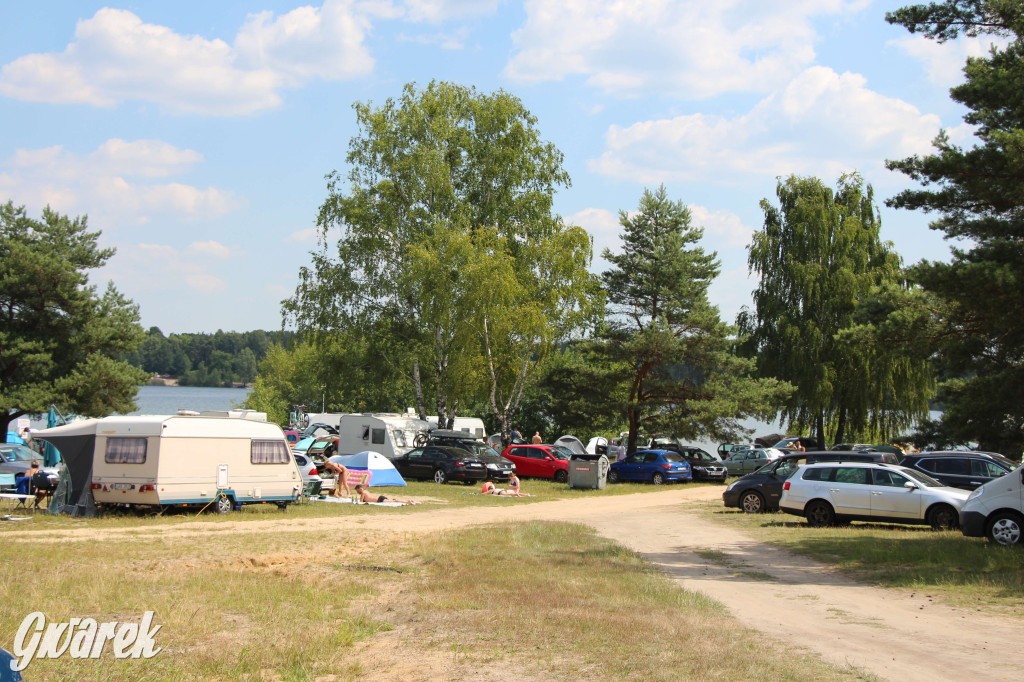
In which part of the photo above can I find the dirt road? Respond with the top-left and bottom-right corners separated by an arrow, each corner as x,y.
16,487 -> 1023,681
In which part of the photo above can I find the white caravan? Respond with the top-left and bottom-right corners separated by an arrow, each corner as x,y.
35,413 -> 301,514
426,416 -> 487,439
335,413 -> 432,460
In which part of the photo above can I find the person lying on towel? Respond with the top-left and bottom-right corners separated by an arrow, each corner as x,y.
354,484 -> 418,505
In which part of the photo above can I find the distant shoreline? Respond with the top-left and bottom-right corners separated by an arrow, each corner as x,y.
148,376 -> 179,387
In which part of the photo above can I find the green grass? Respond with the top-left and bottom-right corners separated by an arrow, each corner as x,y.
705,500 -> 1024,613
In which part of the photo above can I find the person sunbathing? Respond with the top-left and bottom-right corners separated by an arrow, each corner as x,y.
354,484 -> 418,505
504,472 -> 533,497
481,479 -> 506,495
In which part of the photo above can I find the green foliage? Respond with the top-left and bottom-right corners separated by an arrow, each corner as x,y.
740,174 -> 931,447
287,80 -> 600,436
0,202 -> 148,438
598,186 -> 790,452
887,0 -> 1024,454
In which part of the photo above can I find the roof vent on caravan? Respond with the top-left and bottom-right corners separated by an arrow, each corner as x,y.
177,409 -> 201,416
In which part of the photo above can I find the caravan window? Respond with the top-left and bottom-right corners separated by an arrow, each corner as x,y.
361,426 -> 370,441
252,440 -> 289,464
105,438 -> 147,464
371,428 -> 386,445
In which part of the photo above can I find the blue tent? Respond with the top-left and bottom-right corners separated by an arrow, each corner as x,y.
5,432 -> 25,445
329,451 -> 406,487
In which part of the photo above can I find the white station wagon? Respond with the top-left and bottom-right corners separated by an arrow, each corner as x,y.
779,462 -> 970,530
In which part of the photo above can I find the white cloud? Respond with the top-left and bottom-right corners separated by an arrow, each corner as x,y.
889,34 -> 1005,88
0,3 -> 375,116
0,139 -> 238,228
689,205 -> 752,248
105,243 -> 228,295
188,240 -> 232,258
401,0 -> 502,23
589,66 -> 943,185
505,0 -> 867,98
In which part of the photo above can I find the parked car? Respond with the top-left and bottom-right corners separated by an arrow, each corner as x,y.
500,444 -> 571,483
293,452 -> 324,497
779,462 -> 969,529
305,435 -> 340,472
0,443 -> 60,489
722,451 -> 900,513
959,468 -> 1024,545
723,447 -> 785,475
608,450 -> 692,485
487,434 -> 528,451
392,445 -> 488,484
301,422 -> 338,439
426,429 -> 517,481
900,451 -> 1017,490
673,447 -> 727,482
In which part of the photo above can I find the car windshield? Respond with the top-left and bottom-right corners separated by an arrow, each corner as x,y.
689,451 -> 715,461
552,446 -> 574,459
901,468 -> 944,487
0,445 -> 36,462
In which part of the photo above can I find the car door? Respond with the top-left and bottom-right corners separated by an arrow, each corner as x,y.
921,457 -> 972,489
744,450 -> 769,473
508,447 -> 538,477
970,458 -> 1011,488
826,466 -> 872,516
617,452 -> 646,481
867,468 -> 922,519
396,448 -> 424,479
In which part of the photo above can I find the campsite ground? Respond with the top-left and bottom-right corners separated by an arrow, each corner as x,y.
4,485 -> 1024,680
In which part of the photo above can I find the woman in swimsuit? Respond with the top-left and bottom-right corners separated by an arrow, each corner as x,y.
505,473 -> 532,497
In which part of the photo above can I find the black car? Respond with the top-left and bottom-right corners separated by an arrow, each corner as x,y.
900,451 -> 1017,490
722,450 -> 899,513
673,446 -> 727,483
425,429 -> 516,481
392,445 -> 488,484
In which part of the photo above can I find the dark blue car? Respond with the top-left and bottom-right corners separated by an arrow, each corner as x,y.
608,449 -> 692,484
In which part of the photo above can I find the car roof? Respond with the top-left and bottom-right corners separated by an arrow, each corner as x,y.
799,460 -> 900,469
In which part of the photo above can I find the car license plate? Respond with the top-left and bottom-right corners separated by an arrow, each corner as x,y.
467,463 -> 482,468
113,483 -> 133,490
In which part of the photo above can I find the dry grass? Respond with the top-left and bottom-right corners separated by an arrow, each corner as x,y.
1,516 -> 866,680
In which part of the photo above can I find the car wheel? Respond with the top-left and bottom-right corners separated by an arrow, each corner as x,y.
554,470 -> 568,484
927,504 -> 958,531
740,490 -> 764,514
607,470 -> 619,484
805,500 -> 835,527
987,511 -> 1024,546
433,469 -> 448,485
651,473 -> 665,485
275,501 -> 289,510
214,495 -> 233,514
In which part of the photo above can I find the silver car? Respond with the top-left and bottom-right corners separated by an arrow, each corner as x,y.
779,462 -> 969,530
0,443 -> 60,489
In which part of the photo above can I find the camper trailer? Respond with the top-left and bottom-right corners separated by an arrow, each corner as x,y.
335,413 -> 432,461
426,416 -> 487,439
36,413 -> 301,514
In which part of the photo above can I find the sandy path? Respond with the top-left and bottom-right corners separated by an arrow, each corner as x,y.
13,487 -> 1023,681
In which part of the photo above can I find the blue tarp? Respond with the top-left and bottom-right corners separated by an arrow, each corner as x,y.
5,432 -> 25,445
329,451 -> 407,487
44,409 -> 62,467
293,437 -> 315,452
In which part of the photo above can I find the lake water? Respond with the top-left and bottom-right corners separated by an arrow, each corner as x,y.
128,385 -> 252,416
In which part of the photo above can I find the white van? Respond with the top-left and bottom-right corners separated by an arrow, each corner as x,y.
426,416 -> 487,439
960,467 -> 1024,545
335,413 -> 432,461
36,413 -> 301,514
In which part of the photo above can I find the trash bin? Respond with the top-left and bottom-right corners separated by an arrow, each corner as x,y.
568,454 -> 610,489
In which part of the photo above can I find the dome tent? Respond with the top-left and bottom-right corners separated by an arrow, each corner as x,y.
328,451 -> 406,487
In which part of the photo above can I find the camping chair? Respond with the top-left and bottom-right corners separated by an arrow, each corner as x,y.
0,473 -> 34,514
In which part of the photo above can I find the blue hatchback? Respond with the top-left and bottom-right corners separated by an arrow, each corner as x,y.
608,449 -> 692,484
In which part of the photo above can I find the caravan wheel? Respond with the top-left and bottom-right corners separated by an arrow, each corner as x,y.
215,495 -> 234,514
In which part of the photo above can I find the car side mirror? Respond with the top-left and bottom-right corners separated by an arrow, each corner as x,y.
903,481 -> 918,490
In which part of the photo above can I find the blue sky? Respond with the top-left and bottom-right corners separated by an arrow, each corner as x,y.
0,1 -> 993,333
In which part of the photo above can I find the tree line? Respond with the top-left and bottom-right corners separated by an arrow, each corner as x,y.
4,1 -> 1021,456
123,328 -> 296,387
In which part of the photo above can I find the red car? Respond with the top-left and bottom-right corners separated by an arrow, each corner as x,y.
500,444 -> 571,483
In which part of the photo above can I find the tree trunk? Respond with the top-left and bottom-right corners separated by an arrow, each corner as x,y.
815,410 -> 825,450
834,407 -> 847,448
412,359 -> 427,421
